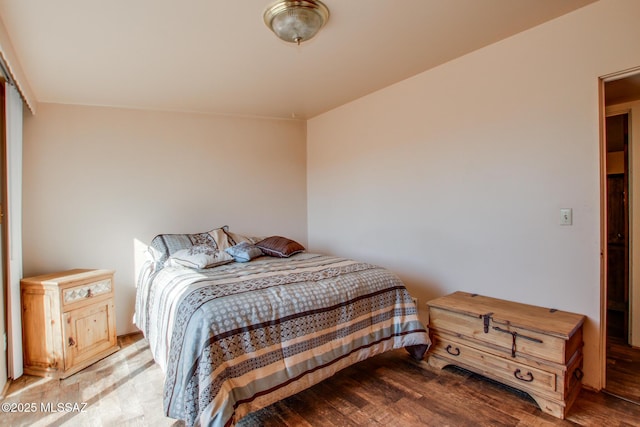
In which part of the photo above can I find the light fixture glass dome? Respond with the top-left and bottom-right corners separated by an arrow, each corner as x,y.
264,0 -> 329,45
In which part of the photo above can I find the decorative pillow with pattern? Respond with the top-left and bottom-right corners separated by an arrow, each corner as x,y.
225,242 -> 263,263
224,230 -> 263,246
166,244 -> 234,269
148,225 -> 231,268
255,236 -> 305,258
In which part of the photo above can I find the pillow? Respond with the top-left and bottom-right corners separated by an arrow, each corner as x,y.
166,244 -> 234,269
255,236 -> 305,258
225,242 -> 263,263
148,225 -> 231,267
224,230 -> 262,246
209,227 -> 233,251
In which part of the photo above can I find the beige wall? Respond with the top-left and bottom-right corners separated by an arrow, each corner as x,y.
23,103 -> 307,334
307,0 -> 640,390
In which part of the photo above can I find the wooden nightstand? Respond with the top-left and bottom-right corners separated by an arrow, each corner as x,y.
21,269 -> 119,378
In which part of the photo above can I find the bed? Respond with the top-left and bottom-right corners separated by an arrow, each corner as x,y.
135,226 -> 430,427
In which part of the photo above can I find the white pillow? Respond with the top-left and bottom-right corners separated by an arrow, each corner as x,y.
166,244 -> 234,269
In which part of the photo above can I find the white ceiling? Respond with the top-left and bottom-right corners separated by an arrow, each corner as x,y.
0,0 -> 596,120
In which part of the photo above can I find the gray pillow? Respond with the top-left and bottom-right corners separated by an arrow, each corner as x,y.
225,242 -> 263,262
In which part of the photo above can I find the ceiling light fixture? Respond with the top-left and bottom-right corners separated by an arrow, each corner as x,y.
264,0 -> 329,45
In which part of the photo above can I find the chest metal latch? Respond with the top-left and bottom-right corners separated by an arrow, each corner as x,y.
482,312 -> 493,333
493,326 -> 543,357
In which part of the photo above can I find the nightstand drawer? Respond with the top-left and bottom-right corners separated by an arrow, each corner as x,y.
63,278 -> 112,306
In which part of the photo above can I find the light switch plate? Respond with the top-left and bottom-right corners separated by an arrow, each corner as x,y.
560,208 -> 572,225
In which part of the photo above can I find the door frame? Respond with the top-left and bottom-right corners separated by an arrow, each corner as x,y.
600,66 -> 640,389
0,80 -> 6,396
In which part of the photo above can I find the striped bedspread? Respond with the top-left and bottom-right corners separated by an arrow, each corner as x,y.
135,253 -> 430,427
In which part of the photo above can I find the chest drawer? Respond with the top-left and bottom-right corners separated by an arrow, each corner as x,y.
432,330 -> 583,398
431,332 -> 559,395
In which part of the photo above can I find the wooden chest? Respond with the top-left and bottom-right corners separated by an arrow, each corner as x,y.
21,269 -> 119,378
426,291 -> 585,419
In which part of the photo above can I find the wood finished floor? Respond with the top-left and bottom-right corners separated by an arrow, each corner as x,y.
2,333 -> 640,427
606,337 -> 640,403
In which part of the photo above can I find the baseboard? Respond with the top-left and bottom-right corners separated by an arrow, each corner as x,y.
117,331 -> 142,338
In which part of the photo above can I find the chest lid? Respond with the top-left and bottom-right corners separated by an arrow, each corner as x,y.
428,291 -> 585,339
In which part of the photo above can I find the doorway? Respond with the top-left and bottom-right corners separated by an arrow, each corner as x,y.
603,73 -> 640,403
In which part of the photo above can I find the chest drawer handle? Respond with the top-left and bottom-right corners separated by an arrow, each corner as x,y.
514,369 -> 534,382
445,345 -> 461,356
